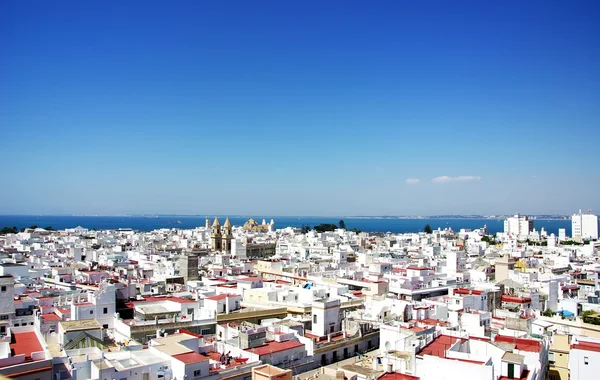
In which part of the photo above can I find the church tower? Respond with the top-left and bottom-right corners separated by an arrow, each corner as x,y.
223,217 -> 233,253
211,217 -> 222,251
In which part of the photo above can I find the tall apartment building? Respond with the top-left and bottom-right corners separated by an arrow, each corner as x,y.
572,210 -> 598,240
504,213 -> 534,236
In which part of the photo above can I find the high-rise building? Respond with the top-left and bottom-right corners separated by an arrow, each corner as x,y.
503,213 -> 534,237
572,210 -> 598,240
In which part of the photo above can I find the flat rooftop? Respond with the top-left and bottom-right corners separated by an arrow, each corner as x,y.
254,364 -> 289,376
10,331 -> 43,359
60,319 -> 102,331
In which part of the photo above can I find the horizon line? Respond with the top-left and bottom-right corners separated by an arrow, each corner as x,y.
0,213 -> 573,218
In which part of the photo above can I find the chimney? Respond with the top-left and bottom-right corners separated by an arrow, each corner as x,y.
225,294 -> 230,314
387,363 -> 394,374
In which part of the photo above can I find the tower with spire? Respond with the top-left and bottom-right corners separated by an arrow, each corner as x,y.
223,217 -> 233,252
210,217 -> 233,252
210,217 -> 222,251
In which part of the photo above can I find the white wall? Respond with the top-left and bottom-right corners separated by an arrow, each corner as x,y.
416,355 -> 494,380
569,337 -> 600,380
311,300 -> 341,336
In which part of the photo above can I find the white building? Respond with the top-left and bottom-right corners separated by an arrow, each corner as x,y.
311,299 -> 341,337
569,335 -> 600,380
572,210 -> 598,240
558,228 -> 566,242
504,214 -> 534,237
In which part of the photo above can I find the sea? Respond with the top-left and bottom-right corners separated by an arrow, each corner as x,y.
0,215 -> 572,236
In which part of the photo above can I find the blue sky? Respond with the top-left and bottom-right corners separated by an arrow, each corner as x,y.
1,1 -> 598,216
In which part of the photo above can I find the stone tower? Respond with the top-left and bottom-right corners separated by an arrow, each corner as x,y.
179,251 -> 200,282
211,217 -> 222,251
223,217 -> 233,253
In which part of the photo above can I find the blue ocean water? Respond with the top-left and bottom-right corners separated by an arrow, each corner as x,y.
0,215 -> 572,236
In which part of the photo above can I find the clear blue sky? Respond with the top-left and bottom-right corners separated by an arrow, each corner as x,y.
1,1 -> 599,216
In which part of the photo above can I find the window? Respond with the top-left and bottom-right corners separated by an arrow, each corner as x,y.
193,370 -> 201,377
0,286 -> 5,292
584,356 -> 589,365
90,310 -> 93,315
103,307 -> 108,314
313,314 -> 317,323
0,316 -> 8,320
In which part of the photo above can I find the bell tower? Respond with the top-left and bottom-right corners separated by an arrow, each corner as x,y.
211,217 -> 222,251
223,217 -> 233,253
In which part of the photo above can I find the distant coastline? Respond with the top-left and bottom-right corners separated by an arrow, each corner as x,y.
0,214 -> 573,236
0,214 -> 570,220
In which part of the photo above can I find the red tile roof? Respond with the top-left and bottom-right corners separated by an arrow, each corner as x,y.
206,293 -> 240,301
418,335 -> 459,358
173,352 -> 209,364
10,332 -> 43,359
495,335 -> 542,352
501,295 -> 531,304
453,288 -> 483,295
245,340 -> 304,356
238,277 -> 262,282
42,313 -> 61,322
571,341 -> 600,353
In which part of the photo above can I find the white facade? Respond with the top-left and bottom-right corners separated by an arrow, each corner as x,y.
503,214 -> 533,237
572,210 -> 598,240
311,299 -> 341,337
569,335 -> 600,380
558,228 -> 566,241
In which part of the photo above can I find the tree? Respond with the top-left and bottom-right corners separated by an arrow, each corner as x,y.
582,310 -> 600,325
339,220 -> 346,229
314,224 -> 338,233
0,226 -> 18,235
301,225 -> 311,234
44,226 -> 53,231
542,309 -> 555,317
423,224 -> 432,234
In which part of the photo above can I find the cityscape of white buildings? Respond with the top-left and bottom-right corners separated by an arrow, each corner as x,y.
0,213 -> 598,380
